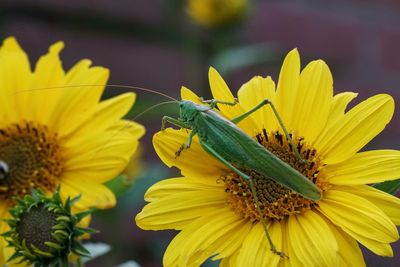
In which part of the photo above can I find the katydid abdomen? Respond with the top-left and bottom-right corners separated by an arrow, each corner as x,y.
195,108 -> 322,201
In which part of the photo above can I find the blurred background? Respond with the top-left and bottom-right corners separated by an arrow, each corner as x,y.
0,0 -> 399,266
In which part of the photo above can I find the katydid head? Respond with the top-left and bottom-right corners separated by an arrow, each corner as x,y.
179,100 -> 210,122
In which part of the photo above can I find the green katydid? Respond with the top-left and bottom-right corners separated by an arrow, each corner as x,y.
162,98 -> 322,258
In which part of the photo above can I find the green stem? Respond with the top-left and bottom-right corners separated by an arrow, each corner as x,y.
76,257 -> 84,267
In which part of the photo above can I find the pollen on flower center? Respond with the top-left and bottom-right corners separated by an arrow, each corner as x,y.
222,129 -> 328,221
0,121 -> 63,200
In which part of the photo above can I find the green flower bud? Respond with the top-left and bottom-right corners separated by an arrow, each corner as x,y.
2,188 -> 96,267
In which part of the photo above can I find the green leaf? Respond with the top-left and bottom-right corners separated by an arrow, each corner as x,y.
72,241 -> 91,257
211,44 -> 280,75
75,209 -> 96,222
104,175 -> 134,196
374,179 -> 400,195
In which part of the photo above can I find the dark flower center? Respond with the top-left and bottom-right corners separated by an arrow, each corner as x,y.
0,121 -> 63,200
223,130 -> 328,221
16,205 -> 58,252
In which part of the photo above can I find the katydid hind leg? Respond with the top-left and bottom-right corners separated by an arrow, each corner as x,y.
231,99 -> 305,164
248,178 -> 288,258
200,142 -> 287,258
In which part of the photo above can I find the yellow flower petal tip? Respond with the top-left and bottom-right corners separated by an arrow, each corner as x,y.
285,47 -> 300,62
288,47 -> 299,55
137,49 -> 400,266
49,41 -> 65,54
1,36 -> 25,52
208,66 -> 220,79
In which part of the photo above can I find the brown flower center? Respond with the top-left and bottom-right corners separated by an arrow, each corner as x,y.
0,122 -> 63,200
222,130 -> 328,221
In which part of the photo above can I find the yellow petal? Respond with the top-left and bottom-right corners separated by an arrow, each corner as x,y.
290,60 -> 333,143
342,227 -> 394,256
0,239 -> 5,265
281,219 -> 302,267
181,86 -> 202,104
50,60 -> 110,136
208,67 -> 236,112
107,120 -> 145,140
237,222 -> 282,267
0,37 -> 32,123
177,209 -> 247,267
209,67 -> 257,134
338,185 -> 400,225
144,177 -> 223,202
275,49 -> 300,131
237,76 -> 278,133
163,208 -> 247,267
64,128 -> 141,183
325,150 -> 400,185
28,42 -> 65,124
211,220 -> 252,261
325,92 -> 358,129
0,203 -> 10,265
163,228 -> 189,267
223,251 -> 239,267
153,128 -> 227,179
135,190 -> 226,230
318,190 -> 398,243
65,120 -> 143,157
68,92 -> 135,137
287,211 -> 338,267
60,178 -> 116,210
315,94 -> 394,165
219,256 -> 230,267
323,215 -> 366,267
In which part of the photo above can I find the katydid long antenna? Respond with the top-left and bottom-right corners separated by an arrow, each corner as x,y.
132,100 -> 178,121
15,84 -> 179,102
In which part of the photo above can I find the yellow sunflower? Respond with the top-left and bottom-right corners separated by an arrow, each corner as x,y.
186,0 -> 248,28
0,37 -> 145,264
136,49 -> 400,266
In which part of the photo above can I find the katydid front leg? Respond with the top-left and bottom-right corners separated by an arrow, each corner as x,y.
175,130 -> 197,158
161,116 -> 191,131
161,116 -> 196,158
201,141 -> 287,258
